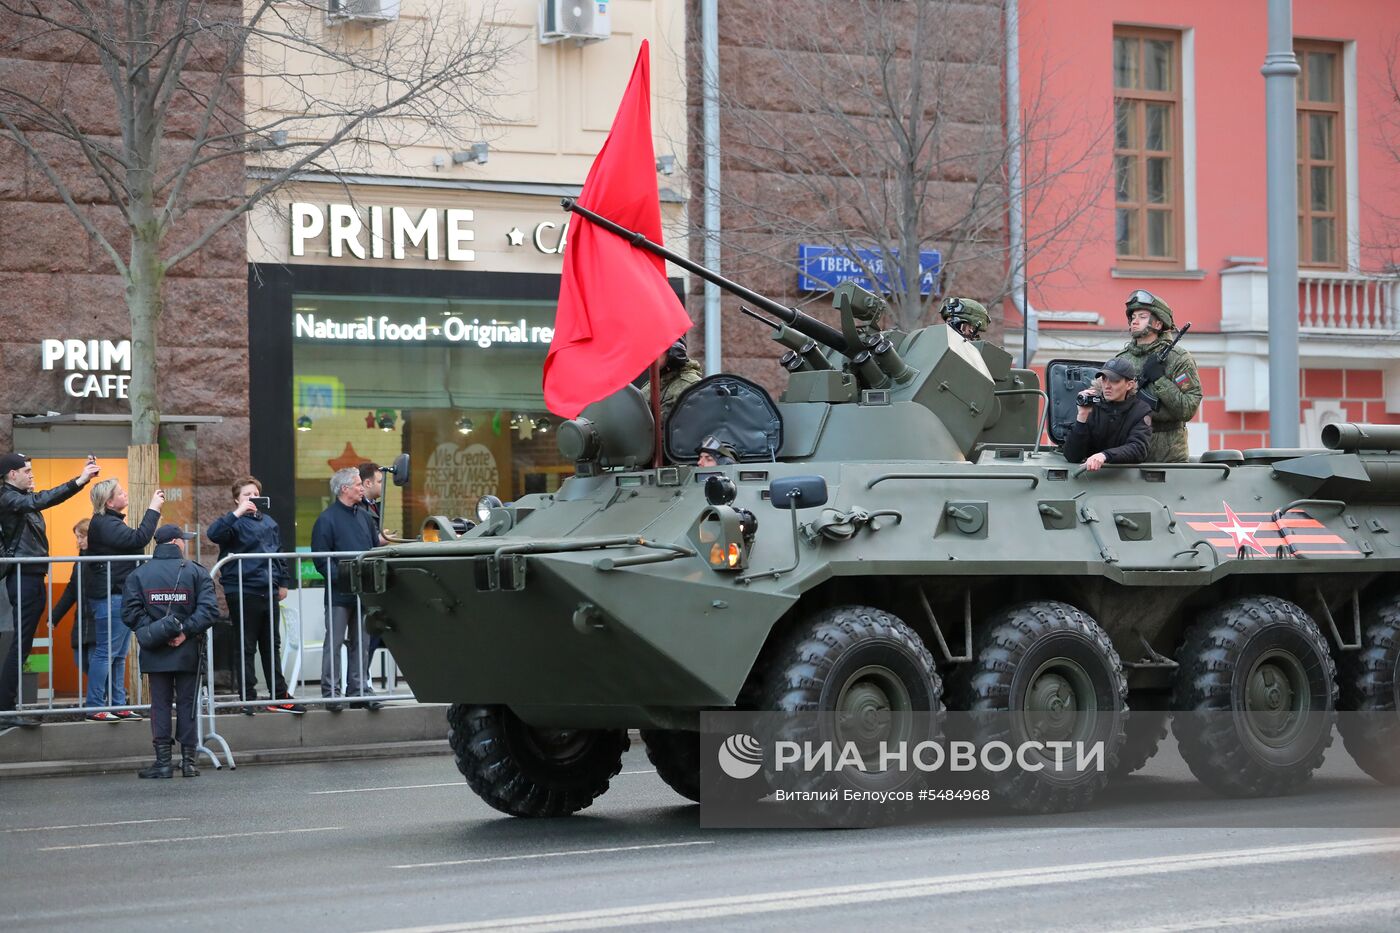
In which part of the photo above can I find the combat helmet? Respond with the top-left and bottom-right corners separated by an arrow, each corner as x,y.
1125,289 -> 1175,330
940,297 -> 990,340
696,434 -> 739,464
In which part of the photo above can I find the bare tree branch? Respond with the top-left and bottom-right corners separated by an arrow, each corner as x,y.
0,0 -> 510,446
696,0 -> 1105,334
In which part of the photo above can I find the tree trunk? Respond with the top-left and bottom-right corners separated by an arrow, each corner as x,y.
125,224 -> 165,511
126,442 -> 160,539
126,227 -> 164,448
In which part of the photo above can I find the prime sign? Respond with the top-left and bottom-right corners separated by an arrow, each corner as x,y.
41,339 -> 132,399
290,202 -> 476,262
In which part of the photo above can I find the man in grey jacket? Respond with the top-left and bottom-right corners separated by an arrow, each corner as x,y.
0,452 -> 100,727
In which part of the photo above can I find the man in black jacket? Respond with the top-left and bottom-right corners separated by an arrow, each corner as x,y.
1063,358 -> 1154,470
0,452 -> 100,727
123,525 -> 218,778
207,475 -> 302,714
310,467 -> 381,710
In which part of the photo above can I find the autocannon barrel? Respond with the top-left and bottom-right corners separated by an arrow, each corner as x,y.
562,199 -> 853,355
1321,423 -> 1400,452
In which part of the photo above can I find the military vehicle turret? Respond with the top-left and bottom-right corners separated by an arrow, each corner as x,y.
350,201 -> 1400,819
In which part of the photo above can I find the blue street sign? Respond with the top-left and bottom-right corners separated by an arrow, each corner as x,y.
797,244 -> 941,295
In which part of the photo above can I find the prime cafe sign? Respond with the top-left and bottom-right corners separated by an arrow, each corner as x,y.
289,201 -> 571,263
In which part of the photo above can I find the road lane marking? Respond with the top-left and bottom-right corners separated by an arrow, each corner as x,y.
312,783 -> 463,795
39,826 -> 343,851
394,840 -> 715,870
313,770 -> 656,795
374,836 -> 1400,932
1105,895 -> 1400,932
2,817 -> 189,833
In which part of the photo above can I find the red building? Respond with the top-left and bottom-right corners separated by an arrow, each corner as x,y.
1014,0 -> 1400,451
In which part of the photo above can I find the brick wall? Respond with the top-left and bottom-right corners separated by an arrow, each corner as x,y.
1195,367 -> 1399,451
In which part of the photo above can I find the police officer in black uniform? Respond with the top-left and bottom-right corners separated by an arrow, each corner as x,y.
122,525 -> 218,778
1063,358 -> 1153,471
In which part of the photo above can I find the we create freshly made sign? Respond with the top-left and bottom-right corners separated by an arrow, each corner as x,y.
798,244 -> 941,296
294,313 -> 554,348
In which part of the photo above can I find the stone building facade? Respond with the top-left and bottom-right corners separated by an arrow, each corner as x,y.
0,5 -> 249,535
685,0 -> 1009,394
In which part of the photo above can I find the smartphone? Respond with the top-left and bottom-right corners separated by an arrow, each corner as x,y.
250,496 -> 271,512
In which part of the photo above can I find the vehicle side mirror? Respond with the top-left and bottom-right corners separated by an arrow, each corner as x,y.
768,475 -> 827,509
387,453 -> 410,487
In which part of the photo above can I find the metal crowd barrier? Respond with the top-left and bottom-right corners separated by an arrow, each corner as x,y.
203,549 -> 417,769
1,546 -> 414,772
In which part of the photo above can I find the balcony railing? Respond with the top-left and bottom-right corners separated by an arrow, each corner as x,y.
1220,266 -> 1400,334
1299,271 -> 1400,331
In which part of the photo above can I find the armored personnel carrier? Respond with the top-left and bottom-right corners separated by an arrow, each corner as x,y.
350,201 -> 1400,818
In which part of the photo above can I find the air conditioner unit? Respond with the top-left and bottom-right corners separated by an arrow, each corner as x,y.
326,0 -> 400,26
539,0 -> 611,44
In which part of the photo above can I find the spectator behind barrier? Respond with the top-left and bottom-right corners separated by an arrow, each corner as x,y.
207,476 -> 304,715
0,452 -> 100,728
84,478 -> 162,721
310,468 -> 382,711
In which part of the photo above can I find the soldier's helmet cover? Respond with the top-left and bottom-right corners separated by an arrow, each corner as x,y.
696,434 -> 739,464
940,297 -> 990,337
1124,289 -> 1175,330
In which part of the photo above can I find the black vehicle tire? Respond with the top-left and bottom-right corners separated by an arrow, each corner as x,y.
640,729 -> 702,803
1337,596 -> 1400,784
1172,595 -> 1336,798
446,704 -> 629,818
1111,703 -> 1171,778
955,600 -> 1127,814
757,605 -> 943,824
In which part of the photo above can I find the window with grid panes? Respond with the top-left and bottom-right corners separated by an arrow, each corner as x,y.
1113,28 -> 1183,266
1295,41 -> 1344,268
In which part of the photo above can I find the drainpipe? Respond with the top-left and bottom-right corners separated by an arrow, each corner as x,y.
1006,0 -> 1037,368
702,0 -> 722,374
1263,0 -> 1301,445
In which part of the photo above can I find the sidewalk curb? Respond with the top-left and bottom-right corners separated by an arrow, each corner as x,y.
0,727 -> 647,779
0,738 -> 452,779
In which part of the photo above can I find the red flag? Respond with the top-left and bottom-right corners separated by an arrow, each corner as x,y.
543,40 -> 691,419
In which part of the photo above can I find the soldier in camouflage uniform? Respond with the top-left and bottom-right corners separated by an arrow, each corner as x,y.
1113,290 -> 1201,463
646,338 -> 702,425
941,297 -> 990,341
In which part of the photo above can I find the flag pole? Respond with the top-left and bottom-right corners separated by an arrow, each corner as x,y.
649,358 -> 663,467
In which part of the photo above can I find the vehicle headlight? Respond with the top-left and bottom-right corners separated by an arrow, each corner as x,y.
476,495 -> 504,522
694,505 -> 749,572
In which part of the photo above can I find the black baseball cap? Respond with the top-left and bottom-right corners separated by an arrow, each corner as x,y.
1095,358 -> 1137,383
0,453 -> 31,475
154,524 -> 196,545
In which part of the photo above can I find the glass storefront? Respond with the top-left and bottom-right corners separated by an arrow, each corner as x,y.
288,292 -> 574,544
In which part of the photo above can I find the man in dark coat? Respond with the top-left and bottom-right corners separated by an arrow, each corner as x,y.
123,525 -> 218,778
206,475 -> 302,714
310,467 -> 381,710
0,452 -> 100,727
1063,358 -> 1154,470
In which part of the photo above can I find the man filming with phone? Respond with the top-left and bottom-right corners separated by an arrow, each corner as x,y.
1063,359 -> 1153,471
206,476 -> 303,714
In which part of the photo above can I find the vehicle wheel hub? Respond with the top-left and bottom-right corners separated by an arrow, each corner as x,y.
1245,649 -> 1310,747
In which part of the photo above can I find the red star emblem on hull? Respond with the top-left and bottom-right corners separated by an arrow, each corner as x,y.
1211,502 -> 1269,556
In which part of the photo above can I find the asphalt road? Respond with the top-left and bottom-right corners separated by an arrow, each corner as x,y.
2,734 -> 1398,933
